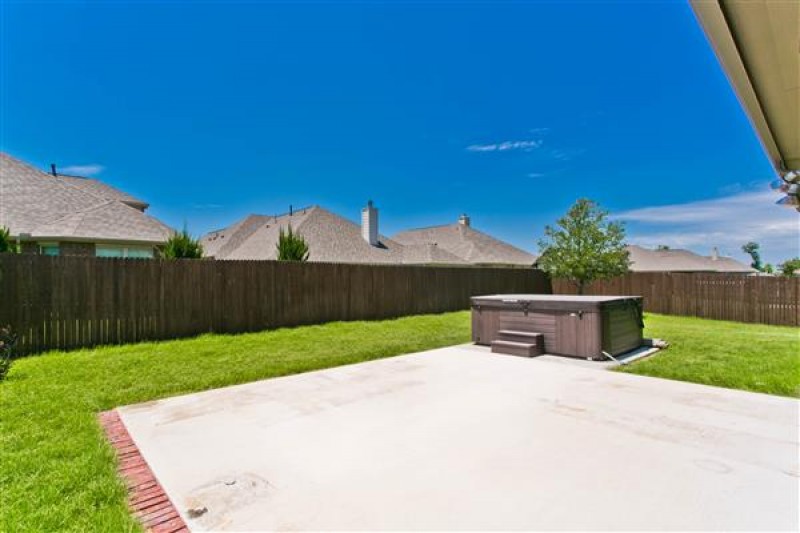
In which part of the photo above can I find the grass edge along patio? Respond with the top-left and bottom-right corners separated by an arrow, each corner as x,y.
1,311 -> 798,531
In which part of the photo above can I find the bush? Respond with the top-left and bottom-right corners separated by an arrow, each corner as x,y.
0,226 -> 16,253
0,325 -> 17,381
276,224 -> 310,261
163,226 -> 204,259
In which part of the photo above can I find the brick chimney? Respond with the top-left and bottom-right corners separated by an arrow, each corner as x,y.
361,200 -> 379,246
458,214 -> 471,227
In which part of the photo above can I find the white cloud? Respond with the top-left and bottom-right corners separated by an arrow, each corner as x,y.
616,189 -> 800,263
59,164 -> 104,177
549,148 -> 584,161
467,139 -> 543,152
527,172 -> 545,178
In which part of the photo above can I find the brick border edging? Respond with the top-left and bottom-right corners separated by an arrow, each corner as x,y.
99,410 -> 189,533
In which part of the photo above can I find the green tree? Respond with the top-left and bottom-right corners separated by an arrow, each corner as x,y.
656,244 -> 671,251
276,224 -> 309,261
0,226 -> 16,253
537,198 -> 630,294
778,257 -> 800,277
162,226 -> 203,259
763,263 -> 775,274
741,241 -> 763,271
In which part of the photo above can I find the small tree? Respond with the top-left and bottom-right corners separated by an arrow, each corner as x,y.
537,198 -> 630,294
0,226 -> 16,253
656,244 -> 671,251
162,226 -> 203,259
778,257 -> 800,277
763,263 -> 775,274
741,241 -> 763,271
276,224 -> 309,261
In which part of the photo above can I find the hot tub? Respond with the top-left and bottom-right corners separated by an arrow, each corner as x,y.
471,294 -> 644,360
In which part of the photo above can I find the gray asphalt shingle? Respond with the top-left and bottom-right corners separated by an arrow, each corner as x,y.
0,152 -> 173,244
626,245 -> 754,273
204,208 -> 536,265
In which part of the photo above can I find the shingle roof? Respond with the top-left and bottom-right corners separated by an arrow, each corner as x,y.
392,223 -> 537,266
203,206 -> 408,263
627,245 -> 755,273
54,174 -> 148,210
31,201 -> 173,243
202,214 -> 271,258
0,152 -> 173,244
203,208 -> 535,265
399,243 -> 469,265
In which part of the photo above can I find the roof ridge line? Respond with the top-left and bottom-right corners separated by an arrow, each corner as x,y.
394,222 -> 454,234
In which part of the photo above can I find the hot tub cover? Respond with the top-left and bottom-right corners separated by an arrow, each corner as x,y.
471,294 -> 642,312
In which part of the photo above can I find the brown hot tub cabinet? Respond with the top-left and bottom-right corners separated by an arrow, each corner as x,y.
471,295 -> 644,360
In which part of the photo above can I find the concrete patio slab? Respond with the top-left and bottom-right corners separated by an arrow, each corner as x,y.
118,344 -> 799,531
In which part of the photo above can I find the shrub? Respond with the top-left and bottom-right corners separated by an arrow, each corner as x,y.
0,325 -> 17,382
0,226 -> 16,253
163,226 -> 204,259
276,224 -> 309,261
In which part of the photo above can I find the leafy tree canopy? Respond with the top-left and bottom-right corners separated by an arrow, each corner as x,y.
276,224 -> 309,262
741,241 -> 763,271
779,257 -> 800,277
537,198 -> 630,294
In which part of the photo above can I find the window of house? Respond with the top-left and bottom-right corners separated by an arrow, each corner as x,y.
95,245 -> 154,259
39,243 -> 60,256
126,246 -> 154,259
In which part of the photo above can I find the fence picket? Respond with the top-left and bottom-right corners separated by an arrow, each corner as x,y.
552,272 -> 799,327
0,255 -> 550,355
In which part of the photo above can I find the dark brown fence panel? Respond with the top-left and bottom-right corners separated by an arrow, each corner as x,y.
0,255 -> 551,355
552,272 -> 800,327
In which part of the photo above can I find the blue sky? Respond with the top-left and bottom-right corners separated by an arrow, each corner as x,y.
2,0 -> 797,264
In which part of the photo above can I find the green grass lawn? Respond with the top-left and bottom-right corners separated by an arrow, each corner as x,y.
1,311 -> 797,531
622,313 -> 800,398
0,312 -> 471,532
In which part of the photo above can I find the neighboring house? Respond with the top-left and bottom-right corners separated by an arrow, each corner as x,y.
0,152 -> 173,258
202,202 -> 536,266
626,245 -> 755,274
393,215 -> 537,266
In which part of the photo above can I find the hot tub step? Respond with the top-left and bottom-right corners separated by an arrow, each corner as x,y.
491,340 -> 543,358
498,330 -> 544,345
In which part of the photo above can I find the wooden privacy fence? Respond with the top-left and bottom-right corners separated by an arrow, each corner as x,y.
0,255 -> 551,355
552,272 -> 800,327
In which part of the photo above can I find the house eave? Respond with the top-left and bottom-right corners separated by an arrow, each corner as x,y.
690,0 -> 800,174
14,234 -> 167,247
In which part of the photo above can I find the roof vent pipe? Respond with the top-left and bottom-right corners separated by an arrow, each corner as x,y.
711,247 -> 719,261
458,214 -> 470,227
50,163 -> 57,176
